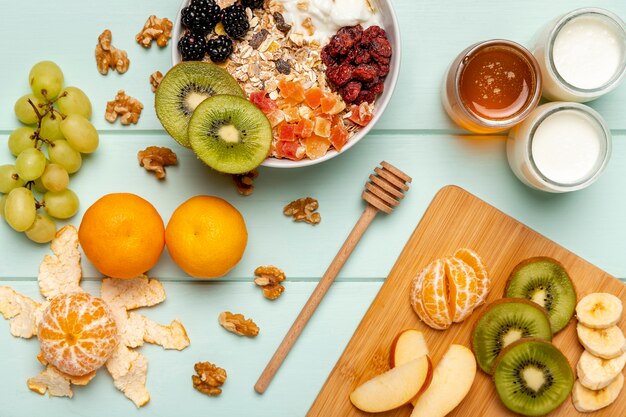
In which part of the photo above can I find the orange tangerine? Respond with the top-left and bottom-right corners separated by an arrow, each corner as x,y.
79,193 -> 165,279
411,259 -> 451,330
454,248 -> 491,304
38,292 -> 118,376
165,196 -> 247,278
445,257 -> 479,323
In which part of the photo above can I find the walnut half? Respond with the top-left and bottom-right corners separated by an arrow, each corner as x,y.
105,90 -> 143,125
218,312 -> 259,337
254,265 -> 286,300
149,71 -> 164,93
137,146 -> 177,180
95,29 -> 129,75
232,169 -> 258,196
192,362 -> 226,396
283,197 -> 321,225
136,15 -> 173,48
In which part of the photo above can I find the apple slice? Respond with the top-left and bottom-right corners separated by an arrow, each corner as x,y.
390,329 -> 430,367
411,344 -> 476,417
350,356 -> 430,413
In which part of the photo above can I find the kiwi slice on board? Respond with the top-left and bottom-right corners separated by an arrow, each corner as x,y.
505,257 -> 577,334
155,62 -> 244,148
472,298 -> 552,374
188,95 -> 272,174
493,338 -> 574,416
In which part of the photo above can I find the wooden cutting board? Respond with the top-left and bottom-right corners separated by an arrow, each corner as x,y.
307,185 -> 626,417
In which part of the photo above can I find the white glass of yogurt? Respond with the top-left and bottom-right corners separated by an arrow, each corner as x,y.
533,8 -> 626,102
507,102 -> 612,193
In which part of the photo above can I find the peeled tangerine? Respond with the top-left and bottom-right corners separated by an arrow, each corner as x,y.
410,248 -> 490,330
38,292 -> 118,376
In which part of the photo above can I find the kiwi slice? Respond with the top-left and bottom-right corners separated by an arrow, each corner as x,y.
472,298 -> 552,374
155,62 -> 244,148
505,257 -> 577,334
188,95 -> 272,174
494,338 -> 574,416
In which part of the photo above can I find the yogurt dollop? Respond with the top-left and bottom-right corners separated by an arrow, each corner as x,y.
278,0 -> 383,43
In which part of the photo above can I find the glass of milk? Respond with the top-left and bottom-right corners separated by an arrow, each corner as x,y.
507,102 -> 612,193
533,8 -> 626,102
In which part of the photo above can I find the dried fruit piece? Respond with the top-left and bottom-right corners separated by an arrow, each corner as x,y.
282,106 -> 301,123
275,140 -> 303,160
193,362 -> 227,396
232,169 -> 258,196
349,102 -> 374,126
330,122 -> 349,151
279,123 -> 297,141
218,311 -> 259,337
273,12 -> 292,33
105,90 -> 144,125
278,80 -> 305,103
137,146 -> 178,180
95,29 -> 129,75
135,15 -> 173,48
249,29 -> 269,49
314,117 -> 332,138
275,58 -> 291,75
305,135 -> 331,159
283,197 -> 321,224
304,87 -> 323,109
254,265 -> 286,300
250,90 -> 278,114
295,119 -> 315,138
266,109 -> 286,128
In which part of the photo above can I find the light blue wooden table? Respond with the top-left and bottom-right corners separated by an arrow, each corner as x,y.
1,1 -> 625,416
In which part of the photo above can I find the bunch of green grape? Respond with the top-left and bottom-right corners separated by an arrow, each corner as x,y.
0,61 -> 98,244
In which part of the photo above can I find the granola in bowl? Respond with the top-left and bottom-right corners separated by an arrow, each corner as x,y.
172,0 -> 400,167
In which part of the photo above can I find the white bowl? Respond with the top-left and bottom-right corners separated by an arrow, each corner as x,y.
171,0 -> 401,168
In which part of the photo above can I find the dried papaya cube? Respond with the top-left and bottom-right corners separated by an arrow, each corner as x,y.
279,124 -> 297,142
304,87 -> 323,109
294,119 -> 315,138
348,103 -> 374,126
266,109 -> 286,128
250,91 -> 277,114
314,117 -> 332,138
282,107 -> 301,123
330,122 -> 349,151
305,135 -> 331,160
320,94 -> 339,114
276,140 -> 304,160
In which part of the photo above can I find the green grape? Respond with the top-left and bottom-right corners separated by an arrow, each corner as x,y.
8,127 -> 36,157
40,113 -> 65,141
4,187 -> 36,232
25,213 -> 57,244
0,194 -> 6,219
60,114 -> 99,154
29,61 -> 64,100
41,164 -> 69,192
57,86 -> 92,119
0,165 -> 25,193
14,94 -> 45,125
43,189 -> 79,219
47,140 -> 81,174
15,148 -> 46,181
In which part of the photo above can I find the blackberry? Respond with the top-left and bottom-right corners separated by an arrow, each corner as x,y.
181,0 -> 222,35
222,5 -> 250,39
178,32 -> 207,61
241,0 -> 264,9
206,36 -> 233,63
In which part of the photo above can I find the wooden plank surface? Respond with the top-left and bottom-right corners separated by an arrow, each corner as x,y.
308,186 -> 626,417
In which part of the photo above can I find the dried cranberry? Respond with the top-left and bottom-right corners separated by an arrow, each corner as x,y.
353,64 -> 377,82
370,37 -> 392,57
327,62 -> 353,87
374,62 -> 390,77
324,40 -> 342,57
321,48 -> 335,66
362,26 -> 386,41
369,82 -> 385,95
340,81 -> 362,103
337,24 -> 363,43
355,90 -> 376,104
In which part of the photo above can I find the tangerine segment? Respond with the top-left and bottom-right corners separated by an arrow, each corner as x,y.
411,259 -> 451,330
78,193 -> 165,279
38,293 -> 118,376
445,257 -> 479,323
453,248 -> 490,304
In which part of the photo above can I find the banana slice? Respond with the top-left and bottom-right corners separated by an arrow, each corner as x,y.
577,350 -> 626,390
576,293 -> 623,329
572,373 -> 624,412
577,323 -> 626,359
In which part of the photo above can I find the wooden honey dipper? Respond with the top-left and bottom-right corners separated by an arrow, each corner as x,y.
255,161 -> 411,394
